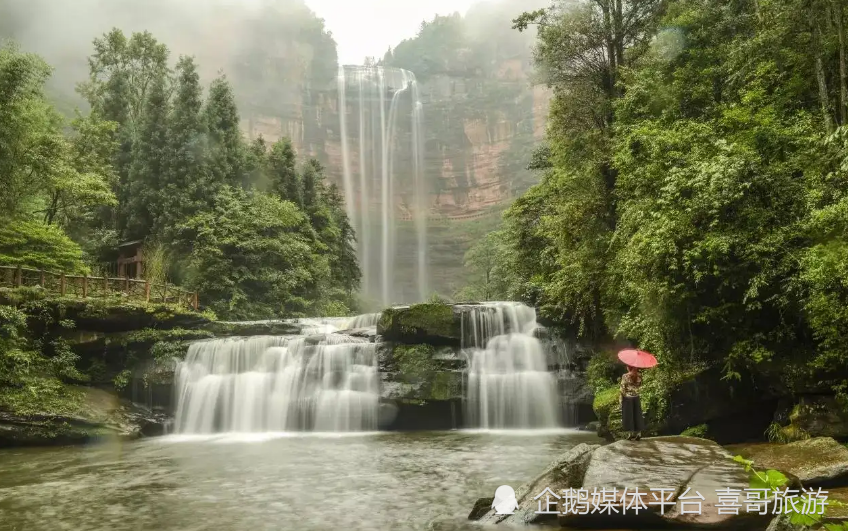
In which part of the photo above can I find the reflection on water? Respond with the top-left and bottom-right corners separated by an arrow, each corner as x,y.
0,430 -> 604,531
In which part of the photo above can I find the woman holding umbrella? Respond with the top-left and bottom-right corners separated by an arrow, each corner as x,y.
617,349 -> 658,441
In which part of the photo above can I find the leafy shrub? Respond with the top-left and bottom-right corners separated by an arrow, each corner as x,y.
586,350 -> 622,392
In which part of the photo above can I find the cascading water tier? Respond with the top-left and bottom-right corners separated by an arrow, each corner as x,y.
173,318 -> 379,434
462,302 -> 561,429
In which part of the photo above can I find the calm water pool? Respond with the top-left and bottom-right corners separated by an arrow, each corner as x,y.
0,430 -> 605,531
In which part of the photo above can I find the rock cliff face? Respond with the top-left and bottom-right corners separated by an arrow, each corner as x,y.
237,61 -> 551,220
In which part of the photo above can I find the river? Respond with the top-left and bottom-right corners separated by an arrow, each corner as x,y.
0,430 -> 603,531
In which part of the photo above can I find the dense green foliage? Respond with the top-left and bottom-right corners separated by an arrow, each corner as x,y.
0,26 -> 359,319
0,300 -> 86,415
455,0 -> 848,399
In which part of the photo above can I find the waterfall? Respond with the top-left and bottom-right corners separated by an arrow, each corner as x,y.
462,302 -> 561,429
173,330 -> 379,433
337,65 -> 428,308
345,312 -> 381,329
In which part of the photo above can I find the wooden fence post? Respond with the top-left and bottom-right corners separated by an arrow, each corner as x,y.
40,270 -> 45,287
15,265 -> 22,287
124,275 -> 129,295
193,292 -> 198,311
163,283 -> 167,303
145,280 -> 150,303
82,275 -> 88,298
103,275 -> 108,297
60,273 -> 66,296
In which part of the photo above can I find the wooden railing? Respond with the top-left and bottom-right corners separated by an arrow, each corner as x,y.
0,265 -> 198,310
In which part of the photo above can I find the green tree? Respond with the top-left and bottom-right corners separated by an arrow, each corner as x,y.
42,112 -> 118,230
204,74 -> 244,188
0,44 -> 63,219
267,138 -> 301,205
126,71 -> 170,239
78,29 -> 170,238
159,55 -> 208,234
172,186 -> 327,319
454,230 -> 511,302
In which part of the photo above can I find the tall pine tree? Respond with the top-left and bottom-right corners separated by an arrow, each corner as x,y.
161,55 -> 208,233
126,71 -> 170,239
267,138 -> 301,206
204,74 -> 244,188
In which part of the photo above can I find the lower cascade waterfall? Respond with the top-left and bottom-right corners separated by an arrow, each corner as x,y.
173,318 -> 379,433
462,302 -> 561,429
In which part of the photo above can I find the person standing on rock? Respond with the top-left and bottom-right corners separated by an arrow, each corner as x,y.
619,365 -> 645,440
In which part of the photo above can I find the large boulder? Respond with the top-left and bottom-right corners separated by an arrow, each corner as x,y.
824,487 -> 848,523
377,342 -> 464,430
470,436 -> 773,530
563,436 -> 767,529
377,303 -> 461,345
471,443 -> 599,525
783,395 -> 848,440
726,437 -> 848,487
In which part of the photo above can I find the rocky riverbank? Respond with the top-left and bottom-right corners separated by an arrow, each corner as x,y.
0,287 -> 209,446
468,435 -> 848,530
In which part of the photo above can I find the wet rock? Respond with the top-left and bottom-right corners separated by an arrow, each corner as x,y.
0,387 -> 172,447
824,486 -> 848,523
468,497 -> 494,520
558,371 -> 596,426
558,436 -> 766,529
338,327 -> 377,341
786,395 -> 848,440
765,513 -> 804,531
204,319 -> 301,337
377,303 -> 461,346
474,443 -> 599,525
22,298 -> 210,333
472,436 -> 772,529
379,398 -> 462,430
304,334 -> 328,345
726,437 -> 848,487
378,344 -> 464,402
377,402 -> 399,428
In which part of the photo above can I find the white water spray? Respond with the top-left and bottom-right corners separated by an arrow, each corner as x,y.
462,302 -> 560,429
337,65 -> 428,307
173,326 -> 379,433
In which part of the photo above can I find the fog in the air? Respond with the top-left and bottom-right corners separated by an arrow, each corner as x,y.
0,0 -> 540,110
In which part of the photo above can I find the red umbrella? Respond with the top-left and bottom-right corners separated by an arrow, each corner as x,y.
617,349 -> 658,369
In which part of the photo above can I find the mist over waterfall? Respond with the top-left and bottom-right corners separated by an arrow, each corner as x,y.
337,65 -> 427,308
462,302 -> 560,429
173,320 -> 379,433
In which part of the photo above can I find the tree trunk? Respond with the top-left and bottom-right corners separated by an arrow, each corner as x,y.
812,6 -> 836,132
44,192 -> 60,225
614,0 -> 625,72
833,0 -> 848,124
601,0 -> 617,96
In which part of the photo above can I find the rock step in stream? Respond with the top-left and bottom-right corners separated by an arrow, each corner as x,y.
469,435 -> 848,530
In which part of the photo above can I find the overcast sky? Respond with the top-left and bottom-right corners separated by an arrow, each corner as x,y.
303,0 -> 480,65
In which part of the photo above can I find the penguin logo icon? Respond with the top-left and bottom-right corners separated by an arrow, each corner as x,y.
492,485 -> 519,514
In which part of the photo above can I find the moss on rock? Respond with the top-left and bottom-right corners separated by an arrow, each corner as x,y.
681,424 -> 712,439
378,303 -> 460,345
0,386 -> 167,447
385,343 -> 463,402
